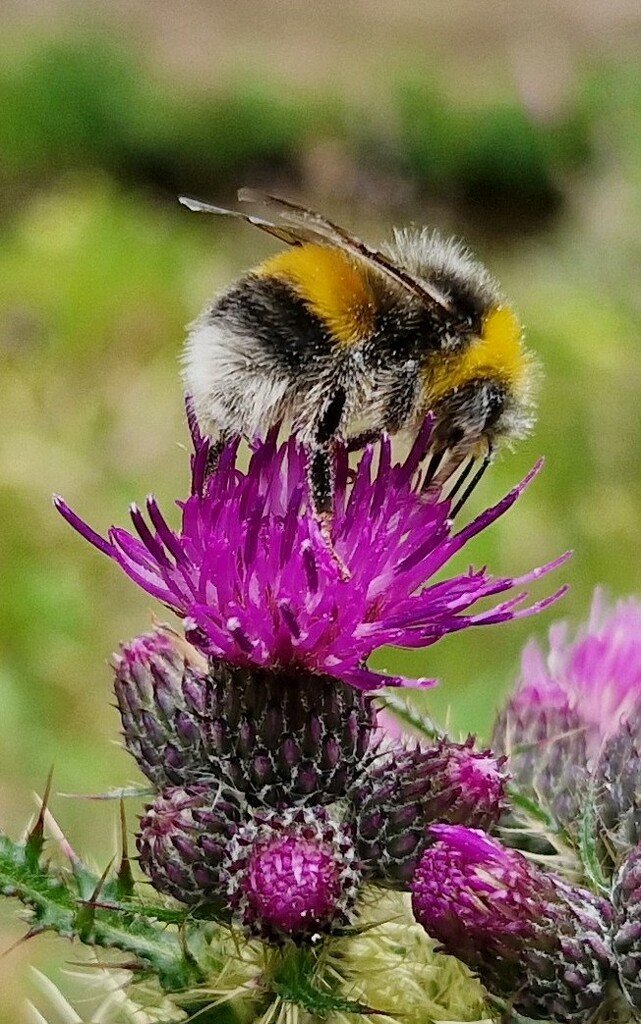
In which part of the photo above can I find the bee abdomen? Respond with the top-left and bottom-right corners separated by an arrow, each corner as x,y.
183,275 -> 334,440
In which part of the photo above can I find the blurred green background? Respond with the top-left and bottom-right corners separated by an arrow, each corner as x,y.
2,0 -> 641,1017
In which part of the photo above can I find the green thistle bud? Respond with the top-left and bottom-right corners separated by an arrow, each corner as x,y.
350,738 -> 507,886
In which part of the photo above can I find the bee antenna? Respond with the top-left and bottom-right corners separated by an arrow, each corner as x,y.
450,446 -> 494,518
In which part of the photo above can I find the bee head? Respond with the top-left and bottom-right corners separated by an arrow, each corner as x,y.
428,300 -> 537,456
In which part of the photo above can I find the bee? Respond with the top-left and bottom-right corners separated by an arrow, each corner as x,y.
181,188 -> 537,521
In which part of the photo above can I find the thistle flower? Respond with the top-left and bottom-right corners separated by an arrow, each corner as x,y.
114,627 -> 375,804
492,593 -> 641,836
612,843 -> 641,1012
56,417 -> 567,692
411,825 -> 614,1022
221,806 -> 361,938
496,592 -> 641,761
350,738 -> 507,885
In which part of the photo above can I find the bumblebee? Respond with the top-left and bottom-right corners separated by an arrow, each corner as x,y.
181,189 -> 537,518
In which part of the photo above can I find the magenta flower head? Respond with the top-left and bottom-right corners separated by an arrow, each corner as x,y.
222,806 -> 361,938
493,591 -> 641,831
56,416 -> 567,693
497,591 -> 641,755
411,824 -> 614,1022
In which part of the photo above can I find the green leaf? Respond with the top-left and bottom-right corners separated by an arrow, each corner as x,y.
577,778 -> 609,895
0,831 -> 213,991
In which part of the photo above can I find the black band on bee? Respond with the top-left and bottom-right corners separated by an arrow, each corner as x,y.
213,276 -> 333,372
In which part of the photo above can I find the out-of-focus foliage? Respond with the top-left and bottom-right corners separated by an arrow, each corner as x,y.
1,16 -> 641,1021
0,34 -> 597,222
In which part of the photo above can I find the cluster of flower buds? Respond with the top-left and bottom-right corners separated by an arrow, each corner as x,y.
115,624 -> 508,939
490,594 -> 641,1020
56,420 -> 560,943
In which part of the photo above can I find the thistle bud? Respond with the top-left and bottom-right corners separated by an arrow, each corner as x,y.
411,825 -> 614,1023
612,843 -> 641,1011
115,630 -> 375,805
137,784 -> 242,911
200,663 -> 375,807
351,739 -> 507,885
222,806 -> 361,938
113,629 -> 212,788
492,681 -> 588,830
595,701 -> 641,859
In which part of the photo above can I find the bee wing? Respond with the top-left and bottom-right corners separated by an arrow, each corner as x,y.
179,190 -> 453,315
238,188 -> 454,314
178,195 -> 302,246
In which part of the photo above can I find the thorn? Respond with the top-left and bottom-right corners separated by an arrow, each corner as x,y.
65,956 -> 146,973
117,800 -> 135,898
26,767 -> 54,867
57,785 -> 153,801
1,927 -> 46,961
31,794 -> 82,870
90,859 -> 115,903
178,920 -> 198,967
75,859 -> 114,939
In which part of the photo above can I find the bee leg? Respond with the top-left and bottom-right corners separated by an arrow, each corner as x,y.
445,455 -> 477,503
308,443 -> 335,518
308,385 -> 347,510
420,448 -> 446,490
306,389 -> 352,578
307,443 -> 350,580
345,429 -> 380,453
450,444 -> 494,518
205,428 -> 232,476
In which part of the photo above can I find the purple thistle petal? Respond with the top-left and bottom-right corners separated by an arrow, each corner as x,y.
56,426 -> 567,692
498,588 -> 641,763
53,496 -> 114,557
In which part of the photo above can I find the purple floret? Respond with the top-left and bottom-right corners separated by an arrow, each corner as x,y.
55,417 -> 568,691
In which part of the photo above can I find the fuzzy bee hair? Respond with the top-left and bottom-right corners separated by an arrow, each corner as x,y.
181,191 -> 537,518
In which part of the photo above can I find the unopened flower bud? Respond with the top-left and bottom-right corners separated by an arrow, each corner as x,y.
411,825 -> 614,1023
113,629 -> 212,788
222,806 -> 361,938
351,739 -> 507,885
612,843 -> 641,1011
137,784 -> 242,910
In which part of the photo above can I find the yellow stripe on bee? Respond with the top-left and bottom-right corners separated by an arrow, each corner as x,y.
427,305 -> 527,400
257,244 -> 376,346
